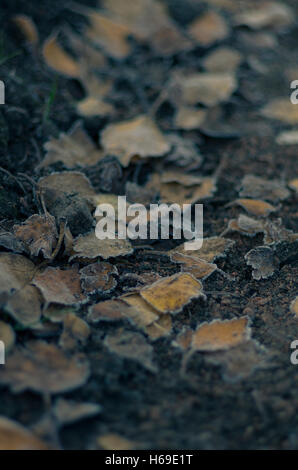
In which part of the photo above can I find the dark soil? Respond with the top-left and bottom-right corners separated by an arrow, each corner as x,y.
0,0 -> 297,450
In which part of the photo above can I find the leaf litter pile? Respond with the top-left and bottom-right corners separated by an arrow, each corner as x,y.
0,0 -> 297,450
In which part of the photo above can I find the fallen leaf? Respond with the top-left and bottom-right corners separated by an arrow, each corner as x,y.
80,262 -> 118,295
261,98 -> 298,124
38,171 -> 96,204
245,246 -> 277,280
140,273 -> 204,315
101,115 -> 170,167
234,2 -> 294,30
0,321 -> 15,353
277,131 -> 298,145
33,266 -> 86,306
122,293 -> 159,327
5,285 -> 42,327
174,72 -> 237,107
13,15 -> 39,45
165,134 -> 203,170
59,313 -> 90,351
0,417 -> 48,450
192,317 -> 251,352
40,122 -> 104,169
13,214 -> 58,259
174,107 -> 207,131
0,253 -> 36,294
71,232 -> 133,261
289,178 -> 298,192
88,299 -> 134,323
229,198 -> 277,217
0,341 -> 90,394
85,11 -> 132,59
239,174 -> 290,202
290,297 -> 298,317
188,10 -> 229,46
42,34 -> 80,78
104,328 -> 157,372
170,252 -> 217,280
97,433 -> 136,451
170,237 -> 235,263
52,398 -> 101,427
144,314 -> 172,341
205,340 -> 269,382
203,46 -> 242,73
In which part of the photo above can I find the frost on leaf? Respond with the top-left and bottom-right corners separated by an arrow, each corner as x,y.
71,232 -> 133,261
261,99 -> 298,124
239,175 -> 290,203
170,237 -> 234,263
140,273 -> 204,315
79,262 -> 118,295
245,246 -> 277,280
0,341 -> 90,394
192,317 -> 251,352
41,122 -> 104,169
104,328 -> 157,373
59,313 -> 90,351
101,115 -> 170,167
33,266 -> 86,306
52,399 -> 101,427
13,214 -> 58,259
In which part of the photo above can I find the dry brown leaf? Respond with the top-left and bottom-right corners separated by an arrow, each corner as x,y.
13,15 -> 39,45
205,340 -> 269,382
59,313 -> 90,351
229,198 -> 277,217
80,262 -> 118,295
261,98 -> 298,124
226,214 -> 264,237
0,253 -> 36,294
170,237 -> 234,263
101,115 -> 170,167
87,299 -> 134,323
203,46 -> 242,73
71,232 -> 133,261
52,398 -> 101,427
5,285 -> 42,327
245,246 -> 277,280
42,34 -> 80,78
33,266 -> 86,306
144,314 -> 172,341
170,252 -> 217,280
289,178 -> 298,192
192,317 -> 251,352
290,297 -> 298,317
174,107 -> 207,131
172,328 -> 193,351
0,341 -> 90,394
154,174 -> 216,205
239,174 -> 290,203
140,273 -> 204,315
175,72 -> 237,107
43,306 -> 75,324
77,95 -> 114,118
234,2 -> 294,30
277,131 -> 298,146
0,321 -> 15,353
85,11 -> 132,59
102,0 -> 191,56
0,417 -> 49,450
40,122 -> 104,169
38,171 -> 96,204
188,11 -> 229,46
104,328 -> 157,372
13,214 -> 58,259
122,293 -> 159,327
97,433 -> 136,451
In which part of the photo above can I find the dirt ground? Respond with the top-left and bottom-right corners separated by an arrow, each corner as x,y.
0,0 -> 297,450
